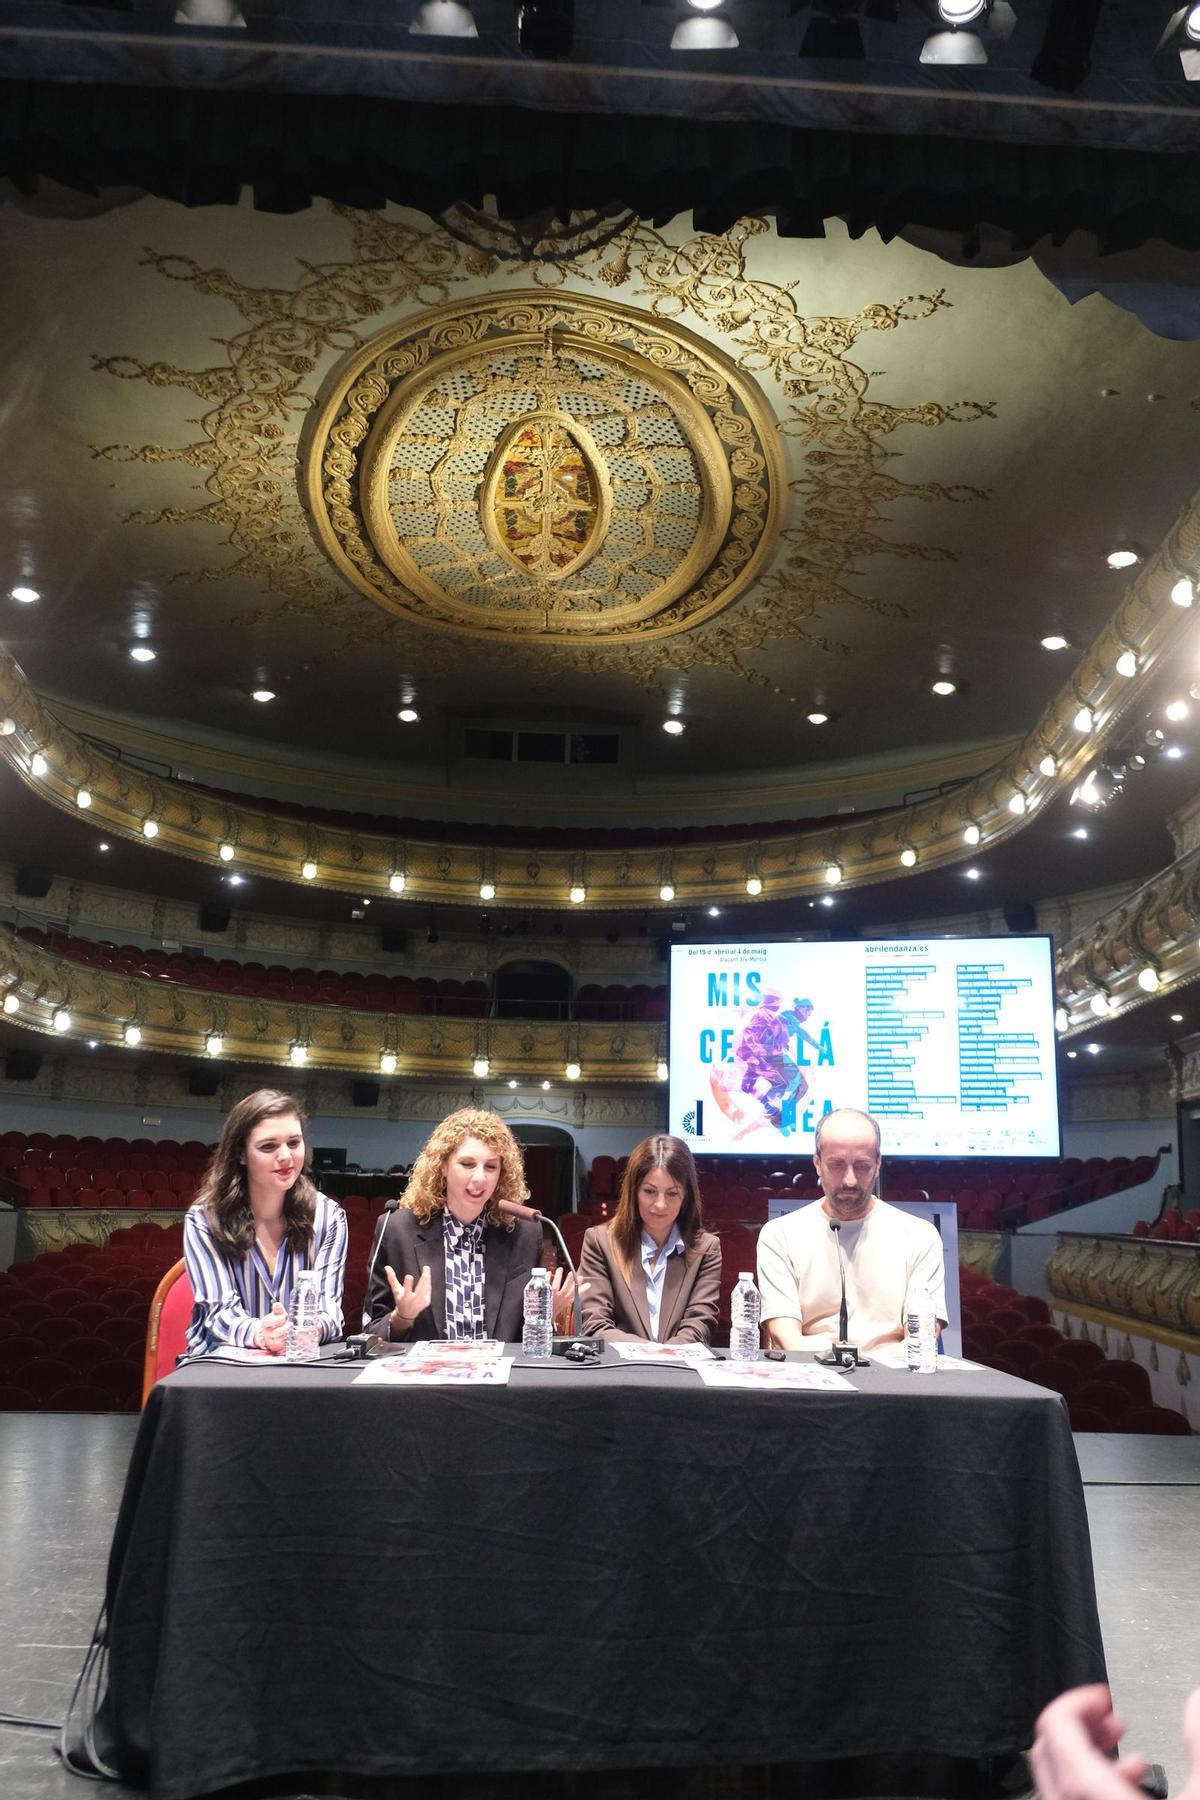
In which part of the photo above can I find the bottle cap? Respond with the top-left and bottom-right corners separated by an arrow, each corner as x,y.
739,1271 -> 753,1281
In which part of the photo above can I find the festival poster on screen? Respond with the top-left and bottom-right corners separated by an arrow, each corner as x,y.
668,938 -> 1060,1158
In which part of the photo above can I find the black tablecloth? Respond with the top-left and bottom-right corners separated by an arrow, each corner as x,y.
91,1354 -> 1106,1800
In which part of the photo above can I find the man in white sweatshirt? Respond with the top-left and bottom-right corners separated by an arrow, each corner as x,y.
756,1106 -> 946,1355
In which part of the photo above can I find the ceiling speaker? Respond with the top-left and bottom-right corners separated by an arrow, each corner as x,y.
5,1050 -> 41,1081
187,1066 -> 220,1097
380,928 -> 408,955
15,866 -> 52,898
352,1079 -> 380,1108
199,900 -> 231,933
1003,900 -> 1037,934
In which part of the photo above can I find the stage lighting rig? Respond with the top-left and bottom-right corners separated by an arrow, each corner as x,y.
1157,6 -> 1200,81
1030,0 -> 1101,92
517,0 -> 573,57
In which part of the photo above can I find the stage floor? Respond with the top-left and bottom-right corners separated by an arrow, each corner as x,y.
1,1415 -> 1197,1800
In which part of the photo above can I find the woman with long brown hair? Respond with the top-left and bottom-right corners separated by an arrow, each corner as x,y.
183,1088 -> 347,1356
578,1134 -> 721,1344
365,1106 -> 575,1343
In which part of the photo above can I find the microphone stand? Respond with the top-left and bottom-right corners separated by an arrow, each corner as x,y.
497,1198 -> 601,1363
818,1218 -> 869,1370
360,1195 -> 402,1332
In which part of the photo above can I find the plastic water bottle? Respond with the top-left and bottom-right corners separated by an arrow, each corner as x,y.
729,1271 -> 761,1361
905,1285 -> 938,1374
522,1266 -> 554,1358
285,1270 -> 321,1363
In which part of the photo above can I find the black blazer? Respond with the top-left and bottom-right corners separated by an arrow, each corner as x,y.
364,1205 -> 545,1343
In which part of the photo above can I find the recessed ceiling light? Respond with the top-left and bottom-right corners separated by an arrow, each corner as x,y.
1166,746 -> 1185,760
1166,700 -> 1189,722
10,586 -> 39,604
1171,1013 -> 1184,1024
1073,827 -> 1089,840
820,895 -> 834,908
1041,635 -> 1070,651
964,867 -> 981,880
397,707 -> 420,723
226,874 -> 244,886
98,842 -> 110,852
129,646 -> 156,663
1066,1049 -> 1077,1059
251,688 -> 276,704
931,678 -> 957,697
1106,548 -> 1141,570
507,1078 -> 518,1089
541,1079 -> 551,1090
1086,1043 -> 1102,1055
707,906 -> 721,917
662,718 -> 685,735
807,711 -> 829,726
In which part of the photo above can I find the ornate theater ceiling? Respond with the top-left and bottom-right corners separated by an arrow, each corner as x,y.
4,192 -> 1200,816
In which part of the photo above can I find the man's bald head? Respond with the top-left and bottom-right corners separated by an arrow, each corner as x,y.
814,1107 -> 881,1159
813,1108 -> 882,1221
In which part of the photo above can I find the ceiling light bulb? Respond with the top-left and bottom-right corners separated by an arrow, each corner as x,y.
660,883 -> 675,902
1137,968 -> 1160,993
1166,745 -> 1185,760
807,711 -> 829,726
129,646 -> 156,663
205,1034 -> 223,1056
472,1057 -> 490,1079
397,707 -> 420,723
1066,1050 -> 1077,1060
251,688 -> 276,703
1085,1043 -> 1101,1055
671,17 -> 739,48
565,1062 -> 582,1081
409,0 -> 478,34
143,819 -> 159,838
53,1010 -> 71,1032
937,0 -> 985,19
1089,993 -> 1110,1016
1106,549 -> 1140,570
569,885 -> 586,904
707,906 -> 721,917
219,842 -> 235,861
479,882 -> 496,901
1008,792 -> 1026,815
746,876 -> 763,896
1187,3 -> 1200,41
380,1052 -> 397,1074
0,718 -> 14,735
963,824 -> 981,846
820,895 -> 834,908
662,717 -> 685,735
656,1061 -> 670,1081
30,752 -> 47,777
1073,827 -> 1089,840
1041,635 -> 1070,651
10,585 -> 39,603
1115,651 -> 1137,678
389,873 -> 406,894
289,1045 -> 307,1065
931,678 -> 957,697
1074,707 -> 1094,734
301,861 -> 317,880
124,1025 -> 142,1046
1172,1012 -> 1185,1024
965,868 -> 981,881
1039,754 -> 1057,777
824,864 -> 842,885
541,1079 -> 551,1090
2,993 -> 18,1015
1171,578 -> 1194,608
1166,700 -> 1189,722
900,848 -> 917,868
76,789 -> 92,808
1055,1007 -> 1068,1034
98,841 -> 110,852
506,1078 -> 517,1090
227,874 -> 244,886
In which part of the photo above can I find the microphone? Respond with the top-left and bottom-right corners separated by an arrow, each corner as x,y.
496,1197 -> 595,1356
818,1216 -> 870,1370
361,1196 -> 402,1330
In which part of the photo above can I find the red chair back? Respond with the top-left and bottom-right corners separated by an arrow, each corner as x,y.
142,1260 -> 194,1406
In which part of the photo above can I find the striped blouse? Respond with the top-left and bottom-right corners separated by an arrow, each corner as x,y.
183,1193 -> 348,1356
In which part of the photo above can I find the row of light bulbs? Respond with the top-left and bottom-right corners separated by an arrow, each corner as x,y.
1056,963 -> 1173,1035
1,993 -> 670,1083
7,571 -> 1194,897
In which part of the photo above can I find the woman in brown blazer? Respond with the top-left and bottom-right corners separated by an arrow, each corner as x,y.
579,1134 -> 721,1344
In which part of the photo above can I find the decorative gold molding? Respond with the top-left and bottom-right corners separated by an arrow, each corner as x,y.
1052,1298 -> 1200,1362
1045,1233 -> 1200,1338
20,1208 -> 183,1257
959,1230 -> 1004,1279
1057,833 -> 1200,1032
0,933 -> 664,1081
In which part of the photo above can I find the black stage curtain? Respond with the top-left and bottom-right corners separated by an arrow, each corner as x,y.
2,78 -> 1200,251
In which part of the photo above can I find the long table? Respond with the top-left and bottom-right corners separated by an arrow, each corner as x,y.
89,1353 -> 1106,1800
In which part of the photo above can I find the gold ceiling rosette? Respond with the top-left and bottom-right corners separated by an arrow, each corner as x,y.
301,292 -> 784,642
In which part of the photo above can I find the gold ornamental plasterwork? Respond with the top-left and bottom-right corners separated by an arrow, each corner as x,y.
91,208 -> 991,689
0,932 -> 662,1082
305,293 -> 772,643
1046,1236 -> 1200,1348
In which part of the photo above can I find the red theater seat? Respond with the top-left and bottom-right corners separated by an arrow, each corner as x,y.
143,1261 -> 194,1404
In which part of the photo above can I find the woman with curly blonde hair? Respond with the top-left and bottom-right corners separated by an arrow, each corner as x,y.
364,1108 -> 576,1343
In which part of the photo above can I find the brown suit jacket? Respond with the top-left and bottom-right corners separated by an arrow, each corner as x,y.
579,1224 -> 721,1345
